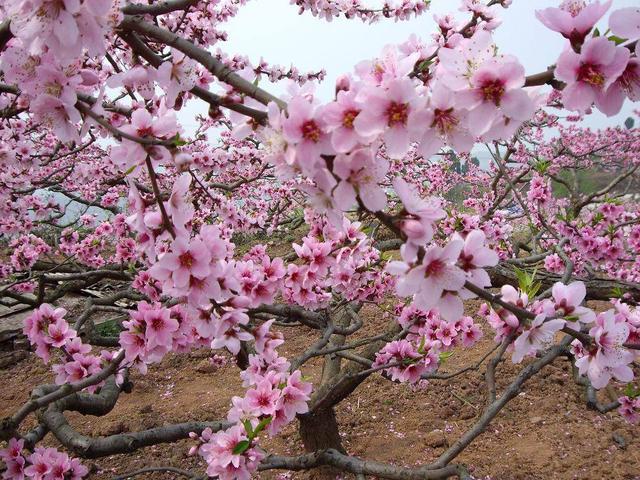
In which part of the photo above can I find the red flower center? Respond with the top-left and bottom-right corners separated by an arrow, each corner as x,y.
190,276 -> 205,289
179,251 -> 195,269
150,315 -> 165,331
257,393 -> 272,407
301,120 -> 321,142
51,331 -> 64,343
386,102 -> 409,126
556,299 -> 576,316
342,109 -> 359,129
424,259 -> 445,277
480,79 -> 506,105
458,252 -> 475,271
432,108 -> 459,134
136,126 -> 154,137
577,63 -> 605,87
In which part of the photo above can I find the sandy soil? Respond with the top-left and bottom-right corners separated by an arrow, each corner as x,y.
1,300 -> 639,480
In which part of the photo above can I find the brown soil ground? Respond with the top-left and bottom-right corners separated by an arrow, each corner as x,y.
1,299 -> 639,480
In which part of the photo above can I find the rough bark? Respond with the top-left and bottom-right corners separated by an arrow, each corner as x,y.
298,408 -> 345,454
298,408 -> 346,479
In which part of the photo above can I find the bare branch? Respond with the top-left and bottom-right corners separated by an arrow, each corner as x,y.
121,0 -> 199,16
260,449 -> 470,480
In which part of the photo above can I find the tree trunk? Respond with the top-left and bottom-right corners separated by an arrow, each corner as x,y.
299,407 -> 345,453
298,408 -> 345,479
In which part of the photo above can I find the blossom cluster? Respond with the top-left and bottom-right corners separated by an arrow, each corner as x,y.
0,438 -> 88,480
23,304 -> 121,390
290,0 -> 429,23
373,304 -> 483,384
283,214 -> 390,309
618,395 -> 640,424
1,0 -> 640,470
193,322 -> 311,480
481,281 -> 639,392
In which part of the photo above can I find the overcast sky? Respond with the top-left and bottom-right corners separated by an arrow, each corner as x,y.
218,1 -> 637,124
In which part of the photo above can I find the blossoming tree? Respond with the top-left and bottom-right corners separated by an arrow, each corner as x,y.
0,0 -> 639,478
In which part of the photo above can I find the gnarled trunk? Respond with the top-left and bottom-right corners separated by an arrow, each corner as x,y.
299,407 -> 344,453
298,407 -> 345,478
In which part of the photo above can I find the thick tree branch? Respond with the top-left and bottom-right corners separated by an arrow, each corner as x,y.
121,0 -> 199,15
0,351 -> 125,441
118,16 -> 286,109
260,449 -> 470,480
0,20 -> 12,52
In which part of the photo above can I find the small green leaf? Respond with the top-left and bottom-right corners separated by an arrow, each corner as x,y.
242,419 -> 253,437
416,59 -> 432,72
608,35 -> 626,45
591,212 -> 604,226
417,336 -> 426,355
232,440 -> 251,455
533,158 -> 550,174
253,416 -> 272,435
610,286 -> 625,299
439,351 -> 454,363
529,280 -> 542,299
592,27 -> 600,37
170,133 -> 188,147
124,164 -> 136,176
623,383 -> 639,399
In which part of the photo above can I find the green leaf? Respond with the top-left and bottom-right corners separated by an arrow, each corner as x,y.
242,419 -> 253,437
592,27 -> 600,37
124,164 -> 136,176
610,286 -> 625,299
513,266 -> 541,298
514,266 -> 529,290
170,133 -> 188,147
439,351 -> 454,363
232,440 -> 251,455
416,59 -> 432,72
253,416 -> 272,436
534,159 -> 550,174
608,35 -> 626,45
623,383 -> 640,399
417,335 -> 426,355
529,280 -> 542,299
591,212 -> 604,226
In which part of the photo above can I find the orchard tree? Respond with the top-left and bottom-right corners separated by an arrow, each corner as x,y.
0,0 -> 640,478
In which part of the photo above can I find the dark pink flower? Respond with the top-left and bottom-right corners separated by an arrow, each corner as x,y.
555,36 -> 630,115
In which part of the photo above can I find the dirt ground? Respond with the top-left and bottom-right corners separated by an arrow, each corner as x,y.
1,299 -> 639,480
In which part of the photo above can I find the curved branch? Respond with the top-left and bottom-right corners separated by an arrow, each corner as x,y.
121,0 -> 199,15
118,16 -> 286,109
0,351 -> 125,441
118,31 -> 269,122
260,449 -> 470,480
113,467 -> 204,480
433,336 -> 572,468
